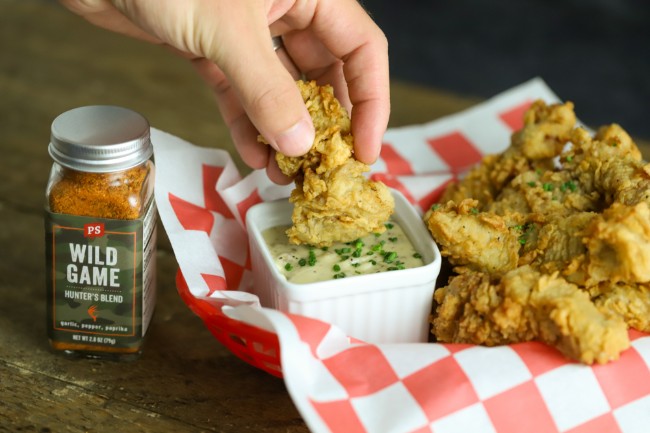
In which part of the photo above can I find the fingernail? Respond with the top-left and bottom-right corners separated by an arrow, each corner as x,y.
273,118 -> 314,156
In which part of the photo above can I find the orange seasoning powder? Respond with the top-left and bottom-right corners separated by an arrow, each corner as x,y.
45,106 -> 157,361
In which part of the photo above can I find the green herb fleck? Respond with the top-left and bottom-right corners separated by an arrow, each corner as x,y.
298,258 -> 307,267
308,249 -> 317,266
413,252 -> 422,259
333,264 -> 341,272
431,204 -> 441,211
527,181 -> 536,187
383,251 -> 398,263
385,223 -> 394,230
518,223 -> 535,246
543,183 -> 553,192
389,237 -> 398,243
333,272 -> 346,279
566,155 -> 573,162
284,263 -> 293,271
470,207 -> 479,215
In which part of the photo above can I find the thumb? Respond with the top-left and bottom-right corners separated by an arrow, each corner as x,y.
218,31 -> 314,157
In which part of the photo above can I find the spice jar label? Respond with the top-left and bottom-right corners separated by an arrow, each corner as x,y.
44,199 -> 157,351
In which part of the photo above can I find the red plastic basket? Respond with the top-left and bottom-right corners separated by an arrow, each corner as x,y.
175,270 -> 283,377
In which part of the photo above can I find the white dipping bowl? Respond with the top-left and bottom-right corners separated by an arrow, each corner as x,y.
246,189 -> 441,344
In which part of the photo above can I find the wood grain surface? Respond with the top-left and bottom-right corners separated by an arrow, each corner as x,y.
1,1 -> 647,432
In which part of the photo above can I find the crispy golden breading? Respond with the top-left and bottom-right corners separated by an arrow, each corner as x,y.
427,99 -> 650,364
432,266 -> 629,364
426,199 -> 520,274
263,80 -> 394,246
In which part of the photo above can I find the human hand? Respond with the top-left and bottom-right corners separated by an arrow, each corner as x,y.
59,0 -> 390,184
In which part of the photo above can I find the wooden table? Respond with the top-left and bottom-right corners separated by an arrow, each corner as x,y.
1,1 -> 647,432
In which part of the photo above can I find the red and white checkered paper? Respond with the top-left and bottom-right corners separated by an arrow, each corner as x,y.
153,78 -> 650,433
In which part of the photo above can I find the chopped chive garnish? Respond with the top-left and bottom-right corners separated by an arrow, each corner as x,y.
352,249 -> 362,258
333,264 -> 341,272
413,252 -> 422,259
543,183 -> 553,192
389,237 -> 398,243
383,251 -> 398,263
430,204 -> 441,211
308,249 -> 317,266
298,258 -> 307,266
284,263 -> 293,271
385,223 -> 394,229
527,181 -> 536,187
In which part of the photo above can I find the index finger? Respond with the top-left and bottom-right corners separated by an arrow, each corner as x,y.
292,0 -> 390,164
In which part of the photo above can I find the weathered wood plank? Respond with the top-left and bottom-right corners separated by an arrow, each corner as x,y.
3,1 -> 649,432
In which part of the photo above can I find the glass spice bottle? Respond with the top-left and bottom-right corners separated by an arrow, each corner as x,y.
44,105 -> 157,361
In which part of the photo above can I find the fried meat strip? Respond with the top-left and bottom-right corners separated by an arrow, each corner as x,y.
427,100 -> 650,363
592,282 -> 650,332
440,100 -> 576,207
425,199 -> 520,274
432,266 -> 629,364
266,80 -> 394,246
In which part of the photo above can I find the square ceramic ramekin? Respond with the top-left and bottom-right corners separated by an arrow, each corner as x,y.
246,189 -> 441,344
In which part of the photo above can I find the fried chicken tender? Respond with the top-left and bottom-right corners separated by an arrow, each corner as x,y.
264,80 -> 394,246
440,100 -> 576,207
427,99 -> 650,364
425,199 -> 520,274
592,282 -> 650,332
432,266 -> 629,365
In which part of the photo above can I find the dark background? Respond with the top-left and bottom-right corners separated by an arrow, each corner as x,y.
362,0 -> 650,139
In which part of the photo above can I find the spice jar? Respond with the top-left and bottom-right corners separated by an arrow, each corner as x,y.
44,106 -> 157,361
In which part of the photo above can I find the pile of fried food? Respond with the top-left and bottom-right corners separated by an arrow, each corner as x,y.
425,100 -> 650,364
262,80 -> 394,247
